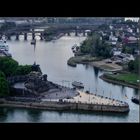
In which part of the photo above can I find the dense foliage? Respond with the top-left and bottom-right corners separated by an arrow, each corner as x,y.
128,55 -> 139,74
0,71 -> 9,97
80,34 -> 113,58
15,65 -> 32,75
0,57 -> 37,97
0,57 -> 33,77
122,45 -> 135,54
0,57 -> 18,77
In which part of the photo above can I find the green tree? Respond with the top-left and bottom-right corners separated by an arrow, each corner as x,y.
128,60 -> 135,71
133,56 -> 139,73
80,33 -> 113,58
0,70 -> 5,78
15,65 -> 32,75
0,71 -> 9,97
128,56 -> 139,74
122,45 -> 133,54
0,57 -> 18,77
80,37 -> 94,54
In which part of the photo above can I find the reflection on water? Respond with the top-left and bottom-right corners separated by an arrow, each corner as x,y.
0,107 -> 132,123
0,35 -> 139,122
133,88 -> 140,95
93,66 -> 99,79
26,109 -> 42,122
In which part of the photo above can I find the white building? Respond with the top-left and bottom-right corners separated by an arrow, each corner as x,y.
113,50 -> 121,56
127,28 -> 133,33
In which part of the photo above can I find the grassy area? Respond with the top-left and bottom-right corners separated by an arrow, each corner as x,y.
114,73 -> 140,84
105,73 -> 140,85
67,55 -> 102,67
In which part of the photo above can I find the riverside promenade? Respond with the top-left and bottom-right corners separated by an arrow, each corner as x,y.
0,90 -> 129,113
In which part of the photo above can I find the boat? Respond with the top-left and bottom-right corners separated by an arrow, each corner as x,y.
131,96 -> 139,105
0,39 -> 9,51
31,39 -> 36,45
72,81 -> 84,88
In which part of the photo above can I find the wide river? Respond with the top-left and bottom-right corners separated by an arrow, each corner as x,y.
0,33 -> 139,122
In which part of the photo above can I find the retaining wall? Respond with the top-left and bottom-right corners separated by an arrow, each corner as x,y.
0,99 -> 129,113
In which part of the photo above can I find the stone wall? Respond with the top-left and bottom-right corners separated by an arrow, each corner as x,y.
7,75 -> 28,85
1,100 -> 129,113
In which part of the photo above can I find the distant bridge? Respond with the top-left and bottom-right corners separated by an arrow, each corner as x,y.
0,24 -> 98,40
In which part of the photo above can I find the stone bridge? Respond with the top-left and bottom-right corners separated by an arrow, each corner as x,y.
0,24 -> 97,40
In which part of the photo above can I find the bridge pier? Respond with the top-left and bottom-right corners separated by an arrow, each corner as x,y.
16,33 -> 19,40
83,30 -> 85,36
7,35 -> 11,40
32,33 -> 35,40
40,33 -> 43,40
24,33 -> 27,40
67,32 -> 70,36
75,30 -> 78,36
0,34 -> 2,40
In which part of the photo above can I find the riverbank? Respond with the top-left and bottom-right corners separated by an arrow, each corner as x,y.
67,55 -> 122,71
100,72 -> 140,89
67,55 -> 101,67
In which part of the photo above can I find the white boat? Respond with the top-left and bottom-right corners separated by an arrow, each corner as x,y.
72,81 -> 84,88
0,39 -> 9,51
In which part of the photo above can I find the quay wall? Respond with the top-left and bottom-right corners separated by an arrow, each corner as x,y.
0,99 -> 129,113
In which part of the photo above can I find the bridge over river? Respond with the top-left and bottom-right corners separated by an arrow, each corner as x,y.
0,24 -> 98,40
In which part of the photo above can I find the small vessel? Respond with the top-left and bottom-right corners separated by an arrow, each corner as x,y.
131,96 -> 139,105
72,81 -> 84,88
31,39 -> 36,45
0,39 -> 9,51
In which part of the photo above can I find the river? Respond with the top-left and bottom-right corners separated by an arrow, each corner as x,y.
0,33 -> 139,122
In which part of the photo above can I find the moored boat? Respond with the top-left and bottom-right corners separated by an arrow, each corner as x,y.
0,39 -> 9,51
131,96 -> 139,104
72,81 -> 84,88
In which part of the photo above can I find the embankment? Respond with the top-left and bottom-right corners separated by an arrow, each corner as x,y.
100,74 -> 140,89
0,99 -> 129,113
67,56 -> 122,72
67,55 -> 100,67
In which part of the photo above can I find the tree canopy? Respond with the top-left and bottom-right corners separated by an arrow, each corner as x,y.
0,71 -> 9,97
0,57 -> 18,77
15,65 -> 32,75
128,55 -> 139,74
80,34 -> 113,58
0,57 -> 34,77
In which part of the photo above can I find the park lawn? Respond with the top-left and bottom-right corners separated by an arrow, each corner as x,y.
110,73 -> 140,84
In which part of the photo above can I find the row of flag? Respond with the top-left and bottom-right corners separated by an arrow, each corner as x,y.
95,88 -> 128,99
